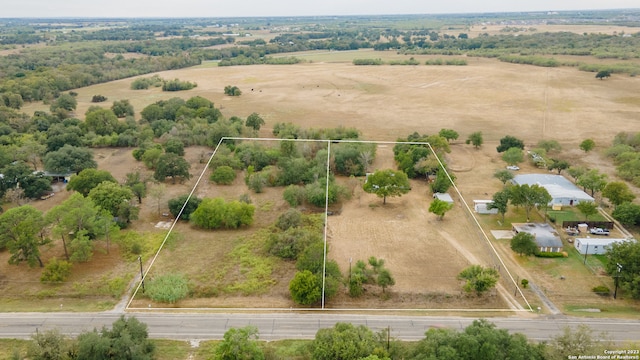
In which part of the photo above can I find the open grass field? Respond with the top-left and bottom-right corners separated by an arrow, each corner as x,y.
9,44 -> 640,314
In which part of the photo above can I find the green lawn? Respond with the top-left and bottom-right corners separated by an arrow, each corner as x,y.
547,208 -> 606,224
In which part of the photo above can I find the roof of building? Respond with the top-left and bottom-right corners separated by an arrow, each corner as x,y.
513,222 -> 563,248
575,238 -> 633,246
512,174 -> 594,202
433,193 -> 453,203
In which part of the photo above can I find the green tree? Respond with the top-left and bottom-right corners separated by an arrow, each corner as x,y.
76,315 -> 155,360
439,128 -> 459,142
612,202 -> 640,225
577,169 -> 607,197
88,181 -> 136,222
50,93 -> 77,112
510,232 -> 538,256
466,131 -> 483,149
224,85 -> 242,96
429,198 -> 454,220
191,198 -> 255,229
576,201 -> 599,221
377,268 -> 395,293
154,152 -> 191,184
496,135 -> 525,153
168,194 -> 202,220
141,147 -> 163,169
67,168 -> 117,196
595,70 -> 611,80
494,169 -> 514,185
43,145 -> 97,174
164,138 -> 185,156
214,326 -> 264,360
85,107 -> 119,135
210,165 -> 237,185
537,139 -> 561,153
27,328 -> 71,360
363,169 -> 410,204
125,171 -> 147,204
111,99 -> 135,118
0,205 -> 46,267
548,324 -> 610,359
430,169 -> 455,194
289,270 -> 322,305
602,181 -> 636,207
567,166 -> 587,182
146,273 -> 189,303
457,265 -> 499,296
40,258 -> 73,283
245,112 -> 265,130
488,189 -> 510,222
17,138 -> 46,171
312,323 -> 377,360
509,184 -> 552,221
502,147 -> 524,165
580,138 -> 596,152
548,159 -> 570,174
605,240 -> 640,299
411,319 -> 546,360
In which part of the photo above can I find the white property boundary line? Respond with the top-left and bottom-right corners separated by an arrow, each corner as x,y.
126,137 -> 533,313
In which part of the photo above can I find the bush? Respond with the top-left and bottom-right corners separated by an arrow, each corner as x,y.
210,166 -> 237,185
224,85 -> 242,96
535,252 -> 566,258
162,78 -> 197,91
40,258 -> 72,283
283,185 -> 306,207
592,285 -> 611,296
168,194 -> 202,220
275,208 -> 302,231
91,95 -> 107,102
146,274 -> 189,303
191,197 -> 255,229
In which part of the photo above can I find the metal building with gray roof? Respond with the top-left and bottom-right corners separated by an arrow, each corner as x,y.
512,174 -> 594,206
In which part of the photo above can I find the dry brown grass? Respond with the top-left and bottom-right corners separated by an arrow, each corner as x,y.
9,52 -> 640,313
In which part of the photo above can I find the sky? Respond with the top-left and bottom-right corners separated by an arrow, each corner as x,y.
2,0 -> 639,18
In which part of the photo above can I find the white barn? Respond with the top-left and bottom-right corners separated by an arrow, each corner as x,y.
574,238 -> 632,255
512,174 -> 594,206
473,200 -> 498,214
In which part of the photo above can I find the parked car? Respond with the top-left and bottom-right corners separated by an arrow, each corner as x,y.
589,227 -> 610,236
506,165 -> 520,170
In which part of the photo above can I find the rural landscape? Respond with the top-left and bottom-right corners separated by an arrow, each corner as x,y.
1,8 -> 640,359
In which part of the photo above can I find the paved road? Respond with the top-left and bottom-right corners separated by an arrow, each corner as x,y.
1,312 -> 639,342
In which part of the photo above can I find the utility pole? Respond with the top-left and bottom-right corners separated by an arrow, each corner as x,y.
614,263 -> 622,299
138,255 -> 145,293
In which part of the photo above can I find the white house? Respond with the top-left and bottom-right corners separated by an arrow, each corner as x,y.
512,174 -> 594,206
473,200 -> 498,214
574,238 -> 632,255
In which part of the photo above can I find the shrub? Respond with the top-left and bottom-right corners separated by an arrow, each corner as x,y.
146,273 -> 189,303
592,285 -> 610,296
91,95 -> 107,102
521,279 -> 529,288
168,194 -> 202,220
210,166 -> 237,185
162,78 -> 197,91
283,185 -> 306,207
275,208 -> 302,231
224,85 -> 242,96
535,252 -> 565,258
40,258 -> 72,283
191,197 -> 255,229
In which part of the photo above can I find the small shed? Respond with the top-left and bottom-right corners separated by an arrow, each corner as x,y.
473,200 -> 497,214
433,193 -> 453,204
574,238 -> 632,255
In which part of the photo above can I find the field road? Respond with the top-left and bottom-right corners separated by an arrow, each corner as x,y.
1,312 -> 640,343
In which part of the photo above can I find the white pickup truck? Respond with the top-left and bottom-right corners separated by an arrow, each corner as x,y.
589,228 -> 610,236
